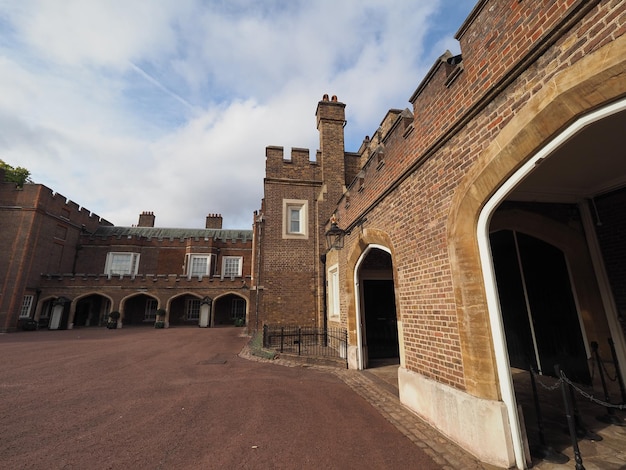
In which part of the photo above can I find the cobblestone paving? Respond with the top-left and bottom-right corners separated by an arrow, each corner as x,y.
330,369 -> 500,470
240,345 -> 502,470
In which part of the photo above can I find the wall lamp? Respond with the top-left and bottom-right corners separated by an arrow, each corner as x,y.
325,214 -> 346,251
325,215 -> 369,251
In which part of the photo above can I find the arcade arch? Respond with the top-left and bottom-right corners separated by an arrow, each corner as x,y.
119,293 -> 160,326
72,293 -> 113,328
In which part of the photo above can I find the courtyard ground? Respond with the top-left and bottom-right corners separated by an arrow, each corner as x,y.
0,326 -> 440,469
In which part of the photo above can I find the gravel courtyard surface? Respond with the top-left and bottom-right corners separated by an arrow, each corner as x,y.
0,327 -> 440,469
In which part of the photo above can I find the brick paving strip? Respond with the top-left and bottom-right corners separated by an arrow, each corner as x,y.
239,342 -> 500,470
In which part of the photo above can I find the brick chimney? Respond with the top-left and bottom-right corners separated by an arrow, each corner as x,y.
316,93 -> 347,221
137,211 -> 155,227
206,213 -> 223,229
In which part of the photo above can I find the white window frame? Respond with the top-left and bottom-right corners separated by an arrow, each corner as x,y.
144,299 -> 157,321
222,256 -> 243,279
282,199 -> 308,239
105,252 -> 140,276
20,295 -> 34,318
185,253 -> 216,279
328,264 -> 340,319
186,298 -> 201,320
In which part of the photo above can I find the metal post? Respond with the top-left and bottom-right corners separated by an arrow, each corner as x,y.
298,327 -> 302,356
263,324 -> 268,348
569,379 -> 602,442
608,337 -> 626,404
555,365 -> 586,470
529,367 -> 569,463
280,327 -> 284,353
592,341 -> 625,426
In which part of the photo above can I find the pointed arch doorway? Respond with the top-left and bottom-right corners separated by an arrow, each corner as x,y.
355,245 -> 399,370
477,99 -> 626,467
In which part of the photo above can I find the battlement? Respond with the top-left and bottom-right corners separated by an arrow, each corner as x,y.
265,146 -> 320,182
332,0 -> 605,233
406,0 -> 582,159
0,182 -> 111,229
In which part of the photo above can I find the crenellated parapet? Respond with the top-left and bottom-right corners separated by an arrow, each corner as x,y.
333,0 -> 600,233
0,181 -> 111,230
333,106 -> 413,224
265,146 -> 320,182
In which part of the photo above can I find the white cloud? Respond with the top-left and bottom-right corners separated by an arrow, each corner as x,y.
0,0 -> 474,229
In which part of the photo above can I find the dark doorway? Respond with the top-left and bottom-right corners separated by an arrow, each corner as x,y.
363,279 -> 399,359
123,295 -> 157,326
490,230 -> 590,383
358,248 -> 399,367
169,295 -> 202,326
213,295 -> 246,326
74,295 -> 109,327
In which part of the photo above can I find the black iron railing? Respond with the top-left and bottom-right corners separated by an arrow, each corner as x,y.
263,325 -> 347,364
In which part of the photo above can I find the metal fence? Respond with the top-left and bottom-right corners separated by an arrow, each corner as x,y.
263,325 -> 347,364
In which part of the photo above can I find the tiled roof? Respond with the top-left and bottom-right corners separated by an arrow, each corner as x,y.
92,226 -> 252,242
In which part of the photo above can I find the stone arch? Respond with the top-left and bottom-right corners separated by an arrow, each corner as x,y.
119,292 -> 160,326
447,33 -> 626,401
70,292 -> 114,328
166,291 -> 204,326
212,291 -> 249,327
34,295 -> 59,327
344,228 -> 398,370
447,34 -> 626,468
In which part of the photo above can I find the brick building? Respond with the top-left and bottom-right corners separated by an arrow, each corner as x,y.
0,172 -> 253,332
2,0 -> 625,467
255,1 -> 626,467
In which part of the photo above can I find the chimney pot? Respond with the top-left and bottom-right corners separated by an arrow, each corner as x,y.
137,211 -> 155,227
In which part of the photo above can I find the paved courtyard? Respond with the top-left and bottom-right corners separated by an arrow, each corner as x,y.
0,327 -> 441,469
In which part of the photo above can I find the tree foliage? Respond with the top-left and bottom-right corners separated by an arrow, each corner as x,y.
0,159 -> 33,187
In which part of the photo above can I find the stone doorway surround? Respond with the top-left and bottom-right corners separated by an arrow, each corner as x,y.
447,34 -> 626,468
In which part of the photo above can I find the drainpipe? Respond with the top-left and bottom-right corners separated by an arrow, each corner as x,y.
320,253 -> 328,344
254,212 -> 264,332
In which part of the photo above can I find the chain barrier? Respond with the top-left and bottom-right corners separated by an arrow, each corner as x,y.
559,370 -> 626,410
527,355 -> 625,468
530,368 -> 564,391
529,366 -> 625,406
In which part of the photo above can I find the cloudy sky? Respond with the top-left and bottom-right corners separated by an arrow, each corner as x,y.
0,0 -> 476,229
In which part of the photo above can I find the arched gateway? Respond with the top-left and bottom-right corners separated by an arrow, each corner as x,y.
448,38 -> 626,466
354,245 -> 399,370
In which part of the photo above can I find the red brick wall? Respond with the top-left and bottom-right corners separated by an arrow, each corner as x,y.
329,0 -> 624,388
259,148 -> 321,325
0,182 -> 111,331
257,96 -> 356,327
75,234 -> 251,277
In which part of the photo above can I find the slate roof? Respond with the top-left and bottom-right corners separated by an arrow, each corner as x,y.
92,226 -> 253,242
